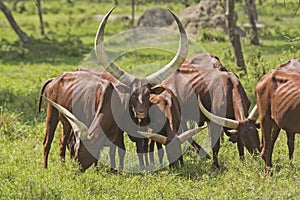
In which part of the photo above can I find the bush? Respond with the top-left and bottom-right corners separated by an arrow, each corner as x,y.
0,107 -> 29,140
198,29 -> 226,42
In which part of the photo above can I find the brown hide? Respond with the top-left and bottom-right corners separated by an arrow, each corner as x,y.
40,71 -> 124,171
255,59 -> 300,173
163,53 -> 259,168
149,84 -> 183,167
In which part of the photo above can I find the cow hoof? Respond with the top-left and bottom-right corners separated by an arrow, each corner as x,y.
205,154 -> 211,160
200,153 -> 211,160
110,168 -> 118,174
94,166 -> 99,171
169,161 -> 180,169
265,166 -> 273,177
212,162 -> 220,169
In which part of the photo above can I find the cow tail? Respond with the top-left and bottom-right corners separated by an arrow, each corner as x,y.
38,78 -> 54,113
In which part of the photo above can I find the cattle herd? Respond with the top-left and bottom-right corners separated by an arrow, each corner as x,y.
39,7 -> 299,175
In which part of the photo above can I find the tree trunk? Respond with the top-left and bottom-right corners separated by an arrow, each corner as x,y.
0,0 -> 30,43
245,0 -> 259,45
225,0 -> 247,74
295,0 -> 300,15
36,0 -> 44,35
131,0 -> 135,27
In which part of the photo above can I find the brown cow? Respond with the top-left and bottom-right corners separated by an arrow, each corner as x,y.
39,71 -> 126,171
89,7 -> 189,168
41,7 -> 207,171
78,67 -> 210,166
255,59 -> 300,174
43,79 -> 207,171
162,54 -> 260,168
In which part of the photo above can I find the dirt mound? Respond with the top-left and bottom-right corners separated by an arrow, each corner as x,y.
176,1 -> 226,37
137,8 -> 174,27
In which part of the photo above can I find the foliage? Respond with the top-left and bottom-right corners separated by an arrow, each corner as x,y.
0,0 -> 300,199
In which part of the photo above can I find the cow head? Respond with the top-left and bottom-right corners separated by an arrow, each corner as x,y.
42,96 -> 94,171
128,82 -> 153,124
198,97 -> 261,155
235,119 -> 261,154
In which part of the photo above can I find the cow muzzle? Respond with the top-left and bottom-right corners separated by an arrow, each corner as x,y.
136,112 -> 145,120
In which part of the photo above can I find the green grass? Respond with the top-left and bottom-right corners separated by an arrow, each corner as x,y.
0,0 -> 300,199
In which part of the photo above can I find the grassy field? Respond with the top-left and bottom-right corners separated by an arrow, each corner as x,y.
1,0 -> 300,199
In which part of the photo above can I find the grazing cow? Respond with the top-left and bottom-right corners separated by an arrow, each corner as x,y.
78,67 -> 210,166
88,7 -> 192,168
43,79 -> 207,170
161,53 -> 261,168
276,59 -> 300,160
41,7 -> 207,171
255,59 -> 300,174
39,71 -> 126,172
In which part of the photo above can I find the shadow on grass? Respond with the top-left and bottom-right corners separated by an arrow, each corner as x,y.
0,35 -> 91,66
0,87 -> 45,123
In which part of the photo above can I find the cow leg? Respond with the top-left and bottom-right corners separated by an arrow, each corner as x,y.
209,122 -> 222,169
143,138 -> 150,167
93,161 -> 98,171
67,131 -> 76,159
118,135 -> 126,172
188,138 -> 211,159
237,135 -> 245,160
260,118 -> 280,175
109,144 -> 117,172
148,139 -> 155,166
60,119 -> 72,163
182,121 -> 211,159
43,106 -> 59,168
156,142 -> 164,165
135,139 -> 145,169
179,155 -> 184,167
111,131 -> 126,172
166,136 -> 182,168
286,131 -> 295,160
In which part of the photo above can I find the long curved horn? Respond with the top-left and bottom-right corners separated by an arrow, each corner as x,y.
43,96 -> 88,139
137,131 -> 167,145
94,7 -> 135,86
177,125 -> 207,143
146,9 -> 188,84
248,105 -> 258,121
138,125 -> 207,145
198,96 -> 239,129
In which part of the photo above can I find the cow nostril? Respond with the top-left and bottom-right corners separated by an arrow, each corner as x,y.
137,112 -> 145,119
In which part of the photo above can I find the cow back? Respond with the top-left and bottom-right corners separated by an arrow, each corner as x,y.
270,70 -> 300,132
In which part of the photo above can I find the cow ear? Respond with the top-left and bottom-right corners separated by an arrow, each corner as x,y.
115,84 -> 131,93
150,85 -> 166,94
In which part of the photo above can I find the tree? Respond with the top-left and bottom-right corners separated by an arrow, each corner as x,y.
36,0 -> 45,35
0,0 -> 30,43
131,0 -> 135,26
245,0 -> 259,45
225,0 -> 247,74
